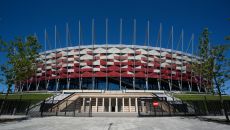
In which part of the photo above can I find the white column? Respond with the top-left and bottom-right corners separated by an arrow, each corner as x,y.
115,98 -> 118,112
89,97 -> 92,113
56,79 -> 59,91
168,79 -> 172,91
197,84 -> 201,93
135,98 -> 138,112
157,80 -> 161,90
178,80 -> 181,91
122,97 -> 125,112
96,98 -> 98,112
188,81 -> 191,92
67,79 -> 70,90
46,80 -> 50,90
83,98 -> 85,112
109,98 -> 111,112
102,97 -> 105,112
36,81 -> 40,91
129,97 -> 131,112
145,78 -> 148,90
133,77 -> 135,90
141,101 -> 145,112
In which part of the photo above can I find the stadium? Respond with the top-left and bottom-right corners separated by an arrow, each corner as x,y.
15,21 -> 210,113
25,44 -> 205,92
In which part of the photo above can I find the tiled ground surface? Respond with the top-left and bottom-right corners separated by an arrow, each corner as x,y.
0,116 -> 230,130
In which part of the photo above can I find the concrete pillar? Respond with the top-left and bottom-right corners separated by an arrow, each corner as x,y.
109,98 -> 111,112
157,80 -> 161,90
102,97 -> 105,112
178,80 -> 182,91
36,81 -> 40,91
129,97 -> 131,112
115,98 -> 118,112
133,77 -> 135,90
46,80 -> 50,90
55,79 -> 59,91
92,77 -> 95,90
188,81 -> 191,92
119,77 -> 122,90
83,98 -> 85,112
168,79 -> 172,91
122,97 -> 125,112
96,98 -> 98,112
141,101 -> 145,112
67,78 -> 70,90
135,98 -> 138,112
197,84 -> 200,93
89,98 -> 92,115
145,78 -> 148,90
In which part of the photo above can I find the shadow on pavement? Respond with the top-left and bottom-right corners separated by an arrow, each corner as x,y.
181,116 -> 230,125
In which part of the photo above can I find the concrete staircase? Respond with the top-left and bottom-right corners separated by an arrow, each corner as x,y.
46,93 -> 71,103
50,93 -> 80,112
152,91 -> 183,113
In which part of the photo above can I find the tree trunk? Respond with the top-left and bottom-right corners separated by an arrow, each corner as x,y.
214,75 -> 229,121
0,85 -> 10,115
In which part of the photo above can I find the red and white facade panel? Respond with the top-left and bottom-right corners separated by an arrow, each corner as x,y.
35,44 -> 200,83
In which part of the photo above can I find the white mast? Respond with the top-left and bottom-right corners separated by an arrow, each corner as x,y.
78,20 -> 81,90
119,18 -> 123,90
34,33 -> 39,91
55,25 -> 59,91
170,26 -> 174,91
146,20 -> 150,90
133,19 -> 136,90
190,34 -> 194,92
92,19 -> 95,90
181,29 -> 184,91
185,34 -> 194,92
106,18 -> 108,90
159,23 -> 162,90
66,23 -> 70,90
44,29 -> 47,90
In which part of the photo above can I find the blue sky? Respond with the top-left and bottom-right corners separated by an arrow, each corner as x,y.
0,0 -> 229,93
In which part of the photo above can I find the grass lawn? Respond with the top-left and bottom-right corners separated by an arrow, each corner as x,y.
174,94 -> 230,101
0,93 -> 53,101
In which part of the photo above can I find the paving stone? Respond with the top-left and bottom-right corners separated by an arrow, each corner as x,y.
0,116 -> 229,130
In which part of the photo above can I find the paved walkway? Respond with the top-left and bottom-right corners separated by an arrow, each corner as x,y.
198,116 -> 227,120
0,115 -> 28,123
0,116 -> 230,130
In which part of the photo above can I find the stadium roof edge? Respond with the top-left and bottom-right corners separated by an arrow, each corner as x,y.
40,44 -> 200,59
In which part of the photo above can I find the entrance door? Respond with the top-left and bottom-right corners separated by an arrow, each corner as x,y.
111,98 -> 116,112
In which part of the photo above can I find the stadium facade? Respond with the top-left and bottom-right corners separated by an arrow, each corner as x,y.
18,21 -> 208,92
24,44 -> 205,92
15,20 -> 210,113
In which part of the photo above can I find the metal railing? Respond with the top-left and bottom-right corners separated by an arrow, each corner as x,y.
1,97 -> 229,118
0,98 -> 92,117
137,97 -> 230,117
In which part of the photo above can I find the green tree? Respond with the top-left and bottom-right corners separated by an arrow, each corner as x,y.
0,65 -> 14,93
0,36 -> 41,114
211,44 -> 230,121
194,28 -> 230,121
7,36 -> 41,91
0,38 -> 9,93
193,28 -> 214,92
0,38 -> 15,114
